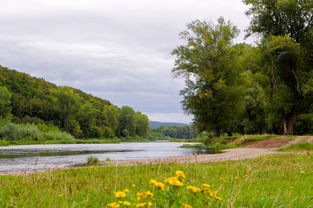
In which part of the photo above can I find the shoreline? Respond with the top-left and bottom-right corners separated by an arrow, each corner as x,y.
0,148 -> 279,176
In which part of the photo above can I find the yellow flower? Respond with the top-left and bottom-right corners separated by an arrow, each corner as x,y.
154,182 -> 165,190
214,196 -> 223,201
149,179 -> 157,185
182,203 -> 193,208
175,170 -> 186,179
107,202 -> 120,208
132,184 -> 136,187
165,177 -> 184,187
122,201 -> 131,206
114,191 -> 126,198
136,203 -> 146,207
137,191 -> 154,201
136,202 -> 152,207
202,184 -> 211,189
209,191 -> 218,197
187,185 -> 201,193
150,179 -> 165,190
123,189 -> 130,193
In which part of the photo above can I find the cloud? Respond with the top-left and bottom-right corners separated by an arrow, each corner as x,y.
0,0 -> 251,123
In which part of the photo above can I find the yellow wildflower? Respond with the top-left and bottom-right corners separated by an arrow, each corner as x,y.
122,201 -> 131,206
182,203 -> 193,208
114,191 -> 126,198
132,184 -> 136,187
209,191 -> 218,197
137,191 -> 154,201
149,179 -> 157,185
123,189 -> 130,193
165,177 -> 184,187
175,170 -> 186,179
136,202 -> 152,207
107,202 -> 120,208
154,182 -> 165,190
214,196 -> 223,201
202,184 -> 211,189
150,179 -> 165,190
187,185 -> 201,193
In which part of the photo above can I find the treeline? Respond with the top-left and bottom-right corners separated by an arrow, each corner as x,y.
172,0 -> 313,136
0,66 -> 150,139
151,125 -> 196,139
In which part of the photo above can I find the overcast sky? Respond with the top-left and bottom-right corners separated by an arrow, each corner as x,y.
0,0 -> 251,123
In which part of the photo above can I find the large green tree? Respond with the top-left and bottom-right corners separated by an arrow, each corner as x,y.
243,0 -> 313,134
172,18 -> 244,136
0,86 -> 12,118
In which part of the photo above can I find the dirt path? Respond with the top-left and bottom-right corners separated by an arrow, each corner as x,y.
102,148 -> 277,166
244,136 -> 313,148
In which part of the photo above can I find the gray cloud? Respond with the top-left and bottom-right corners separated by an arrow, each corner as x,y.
0,0 -> 251,123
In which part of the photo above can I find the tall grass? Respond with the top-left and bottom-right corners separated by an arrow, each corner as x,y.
278,141 -> 313,151
0,121 -> 75,144
0,154 -> 311,207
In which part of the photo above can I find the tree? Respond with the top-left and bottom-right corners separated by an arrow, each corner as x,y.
52,87 -> 83,136
243,0 -> 313,134
134,112 -> 150,137
118,106 -> 136,137
0,86 -> 12,118
172,18 -> 244,137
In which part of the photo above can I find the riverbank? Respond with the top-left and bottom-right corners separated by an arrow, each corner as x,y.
0,138 -> 159,146
0,153 -> 312,207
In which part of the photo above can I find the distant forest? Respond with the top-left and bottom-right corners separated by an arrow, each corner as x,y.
151,125 -> 196,139
0,66 -> 149,139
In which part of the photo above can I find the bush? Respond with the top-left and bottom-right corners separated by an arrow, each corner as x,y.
0,123 -> 42,141
86,156 -> 100,165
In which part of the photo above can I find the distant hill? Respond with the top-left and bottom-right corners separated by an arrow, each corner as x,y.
150,121 -> 189,128
0,66 -> 150,138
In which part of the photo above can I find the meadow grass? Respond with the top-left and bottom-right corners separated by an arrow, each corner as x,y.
181,135 -> 281,151
278,141 -> 313,152
0,154 -> 312,207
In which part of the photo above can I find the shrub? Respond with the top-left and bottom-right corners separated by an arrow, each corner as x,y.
86,156 -> 100,165
0,123 -> 42,141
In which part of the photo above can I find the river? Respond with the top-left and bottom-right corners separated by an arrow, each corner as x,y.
0,141 -> 207,172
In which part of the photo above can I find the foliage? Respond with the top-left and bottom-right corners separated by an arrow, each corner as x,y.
86,156 -> 100,166
172,1 -> 313,136
0,123 -> 42,141
152,125 -> 196,139
172,18 -> 244,137
0,154 -> 312,207
0,66 -> 150,140
0,86 -> 12,118
0,121 -> 74,142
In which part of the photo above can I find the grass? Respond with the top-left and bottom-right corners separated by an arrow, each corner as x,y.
169,138 -> 204,143
0,138 -> 158,146
0,154 -> 312,207
181,135 -> 281,151
278,141 -> 313,152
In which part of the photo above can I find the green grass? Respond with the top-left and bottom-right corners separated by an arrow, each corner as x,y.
0,154 -> 312,207
0,138 -> 158,146
278,141 -> 313,152
181,135 -> 282,151
169,138 -> 204,143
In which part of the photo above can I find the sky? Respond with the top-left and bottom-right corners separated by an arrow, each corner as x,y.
0,0 -> 252,123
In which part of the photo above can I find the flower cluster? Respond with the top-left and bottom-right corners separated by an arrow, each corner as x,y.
106,170 -> 223,208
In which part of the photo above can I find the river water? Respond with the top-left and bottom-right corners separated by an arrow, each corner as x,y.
0,141 -> 207,172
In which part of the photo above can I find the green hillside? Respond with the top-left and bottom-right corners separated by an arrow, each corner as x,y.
0,66 -> 149,140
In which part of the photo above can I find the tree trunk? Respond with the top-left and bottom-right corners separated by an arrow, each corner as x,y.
283,111 -> 296,135
214,129 -> 221,137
